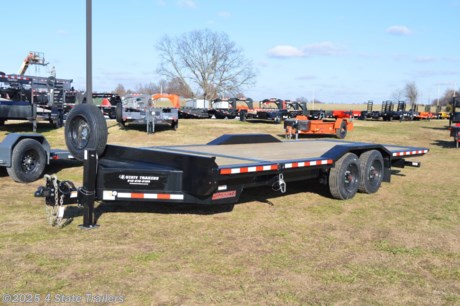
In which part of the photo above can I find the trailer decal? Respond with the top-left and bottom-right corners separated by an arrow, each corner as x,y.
284,159 -> 333,169
220,164 -> 278,175
102,191 -> 184,201
392,150 -> 428,157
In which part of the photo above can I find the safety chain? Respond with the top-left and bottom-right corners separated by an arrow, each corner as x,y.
44,175 -> 74,228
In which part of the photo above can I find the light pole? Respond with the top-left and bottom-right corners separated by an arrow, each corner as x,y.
86,0 -> 92,105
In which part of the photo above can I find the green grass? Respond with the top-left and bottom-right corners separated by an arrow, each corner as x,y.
0,117 -> 459,305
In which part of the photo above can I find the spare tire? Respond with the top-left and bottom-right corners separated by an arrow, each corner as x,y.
65,104 -> 107,161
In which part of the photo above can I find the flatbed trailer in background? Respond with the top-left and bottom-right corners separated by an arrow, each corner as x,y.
34,105 -> 428,227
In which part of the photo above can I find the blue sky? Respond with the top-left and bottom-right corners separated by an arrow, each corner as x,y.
2,0 -> 459,103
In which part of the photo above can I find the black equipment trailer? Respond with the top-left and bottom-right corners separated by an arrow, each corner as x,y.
34,104 -> 429,227
0,133 -> 75,183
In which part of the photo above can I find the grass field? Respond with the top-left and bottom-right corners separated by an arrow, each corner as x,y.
0,117 -> 459,305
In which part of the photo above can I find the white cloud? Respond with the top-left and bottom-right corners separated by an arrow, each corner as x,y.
386,25 -> 412,35
57,29 -> 68,36
177,0 -> 196,8
302,41 -> 342,56
267,41 -> 342,58
415,56 -> 436,63
267,45 -> 304,58
218,11 -> 231,18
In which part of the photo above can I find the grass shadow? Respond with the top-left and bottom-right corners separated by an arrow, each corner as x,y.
431,139 -> 458,149
0,121 -> 59,133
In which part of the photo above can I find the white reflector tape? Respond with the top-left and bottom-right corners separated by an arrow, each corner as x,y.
220,164 -> 278,175
284,159 -> 333,169
104,191 -> 184,201
392,149 -> 428,157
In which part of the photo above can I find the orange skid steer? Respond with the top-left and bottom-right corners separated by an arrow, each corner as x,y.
284,114 -> 353,139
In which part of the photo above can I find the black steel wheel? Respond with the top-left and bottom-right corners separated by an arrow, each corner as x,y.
65,104 -> 107,161
335,120 -> 348,139
328,152 -> 360,200
358,150 -> 384,194
7,138 -> 47,183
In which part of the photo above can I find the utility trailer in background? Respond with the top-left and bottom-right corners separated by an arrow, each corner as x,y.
0,73 -> 74,131
115,94 -> 179,134
34,104 -> 428,227
0,133 -> 75,183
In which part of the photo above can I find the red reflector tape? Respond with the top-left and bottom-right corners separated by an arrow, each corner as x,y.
284,159 -> 333,169
103,191 -> 184,201
220,164 -> 278,175
392,149 -> 428,157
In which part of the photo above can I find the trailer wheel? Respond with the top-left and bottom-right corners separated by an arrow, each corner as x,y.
358,150 -> 383,194
240,111 -> 247,122
7,138 -> 47,183
115,103 -> 125,127
328,152 -> 360,200
274,115 -> 281,124
335,121 -> 347,139
65,104 -> 107,161
172,121 -> 178,131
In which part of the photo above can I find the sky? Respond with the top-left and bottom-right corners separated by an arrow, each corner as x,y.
1,0 -> 459,104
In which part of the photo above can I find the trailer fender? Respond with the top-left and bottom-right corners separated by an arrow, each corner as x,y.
0,133 -> 50,168
6,138 -> 48,183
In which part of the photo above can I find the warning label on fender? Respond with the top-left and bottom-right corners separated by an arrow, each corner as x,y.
212,190 -> 237,200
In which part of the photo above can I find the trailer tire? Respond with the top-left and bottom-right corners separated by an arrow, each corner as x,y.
240,111 -> 247,122
7,138 -> 47,183
328,152 -> 360,200
358,150 -> 383,194
335,121 -> 347,139
65,104 -> 107,161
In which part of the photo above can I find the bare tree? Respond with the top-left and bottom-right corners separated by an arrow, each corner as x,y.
391,89 -> 405,102
135,82 -> 160,95
404,82 -> 418,107
156,29 -> 256,101
113,84 -> 126,96
162,77 -> 194,98
296,96 -> 309,103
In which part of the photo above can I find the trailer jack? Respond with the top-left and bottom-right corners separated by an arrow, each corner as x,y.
34,149 -> 99,228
